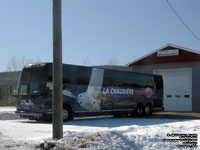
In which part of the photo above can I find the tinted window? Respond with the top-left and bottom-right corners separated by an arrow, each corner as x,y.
63,65 -> 92,85
18,67 -> 48,95
103,70 -> 155,88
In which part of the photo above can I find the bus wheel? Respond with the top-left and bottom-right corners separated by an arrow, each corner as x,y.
144,104 -> 152,116
136,104 -> 144,117
113,113 -> 122,118
63,106 -> 73,121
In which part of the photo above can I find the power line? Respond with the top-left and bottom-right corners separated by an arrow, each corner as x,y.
166,0 -> 200,41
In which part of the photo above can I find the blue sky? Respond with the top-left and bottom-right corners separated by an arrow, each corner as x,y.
0,0 -> 200,72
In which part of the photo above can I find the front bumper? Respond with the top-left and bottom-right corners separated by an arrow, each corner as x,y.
15,111 -> 52,120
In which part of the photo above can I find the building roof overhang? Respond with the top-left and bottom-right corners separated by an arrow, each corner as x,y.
126,43 -> 200,67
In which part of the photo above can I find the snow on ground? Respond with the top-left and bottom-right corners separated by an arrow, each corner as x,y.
0,106 -> 16,112
0,117 -> 200,150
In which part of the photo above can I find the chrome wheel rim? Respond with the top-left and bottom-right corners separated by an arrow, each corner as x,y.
63,109 -> 68,120
137,107 -> 143,116
145,106 -> 150,115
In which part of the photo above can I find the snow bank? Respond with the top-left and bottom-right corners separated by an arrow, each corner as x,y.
59,119 -> 200,150
0,118 -> 199,150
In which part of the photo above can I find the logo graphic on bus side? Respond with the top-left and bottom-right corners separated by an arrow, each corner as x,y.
102,87 -> 153,98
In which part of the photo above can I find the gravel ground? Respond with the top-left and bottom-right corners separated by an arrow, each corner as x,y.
0,112 -> 19,120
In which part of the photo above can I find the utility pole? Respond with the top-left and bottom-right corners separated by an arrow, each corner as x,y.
52,0 -> 63,139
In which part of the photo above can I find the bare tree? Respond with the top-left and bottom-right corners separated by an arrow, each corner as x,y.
5,55 -> 42,72
106,57 -> 120,66
80,58 -> 90,66
5,56 -> 19,72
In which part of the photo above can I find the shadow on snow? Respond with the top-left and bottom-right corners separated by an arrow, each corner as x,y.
20,116 -> 187,128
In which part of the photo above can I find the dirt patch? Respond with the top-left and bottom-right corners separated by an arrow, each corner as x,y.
150,112 -> 200,119
0,112 -> 19,120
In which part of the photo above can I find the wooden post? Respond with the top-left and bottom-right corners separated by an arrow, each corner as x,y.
52,0 -> 63,139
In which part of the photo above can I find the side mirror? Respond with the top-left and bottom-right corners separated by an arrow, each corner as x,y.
46,87 -> 52,96
46,82 -> 53,96
9,86 -> 18,96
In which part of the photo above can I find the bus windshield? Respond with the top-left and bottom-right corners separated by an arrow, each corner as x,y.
18,66 -> 48,95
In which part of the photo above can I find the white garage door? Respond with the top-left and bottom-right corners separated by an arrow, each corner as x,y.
154,68 -> 192,112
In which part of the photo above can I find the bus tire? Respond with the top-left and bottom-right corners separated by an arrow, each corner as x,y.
144,104 -> 152,116
63,106 -> 73,121
136,104 -> 144,117
113,114 -> 122,118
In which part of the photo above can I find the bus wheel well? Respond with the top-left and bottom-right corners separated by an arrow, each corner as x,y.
136,103 -> 144,117
63,105 -> 73,121
137,103 -> 144,108
63,105 -> 72,112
